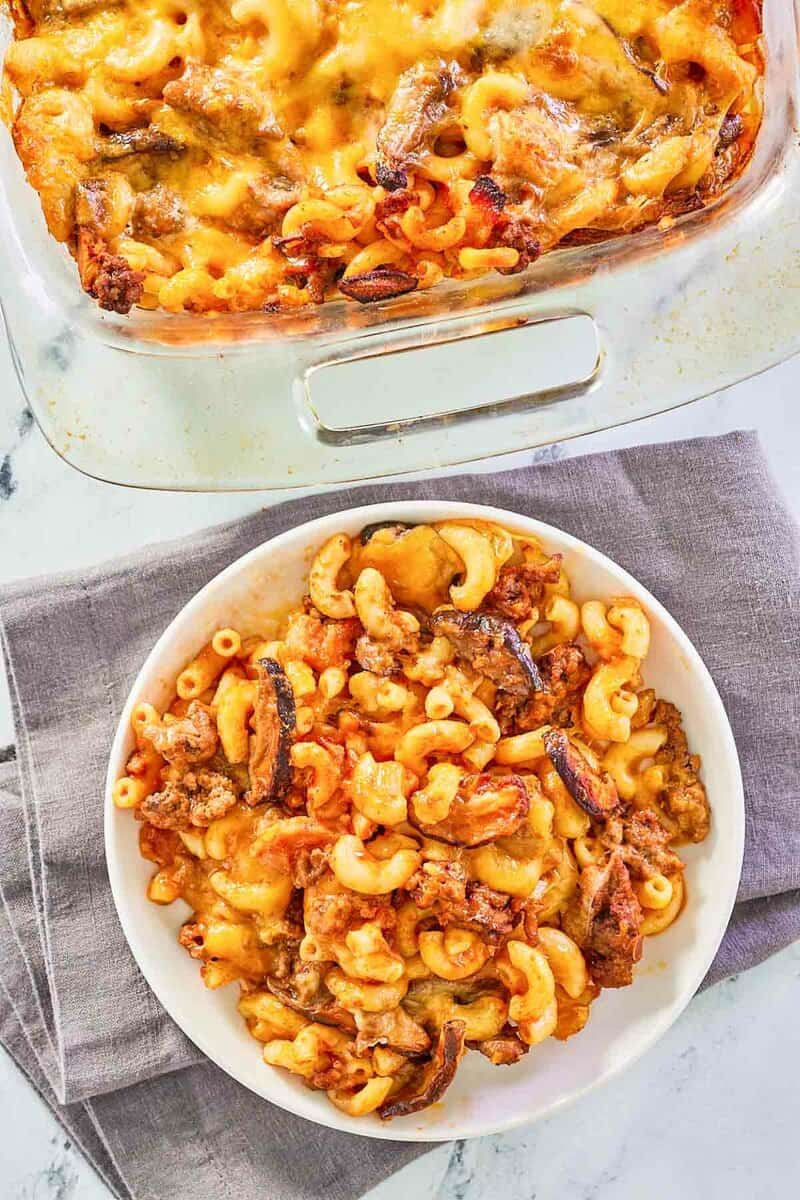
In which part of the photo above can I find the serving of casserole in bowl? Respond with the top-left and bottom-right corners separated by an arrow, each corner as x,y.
105,502 -> 744,1137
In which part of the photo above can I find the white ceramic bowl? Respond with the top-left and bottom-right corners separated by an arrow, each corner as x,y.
105,502 -> 743,1141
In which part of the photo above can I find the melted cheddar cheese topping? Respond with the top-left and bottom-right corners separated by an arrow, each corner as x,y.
4,0 -> 763,314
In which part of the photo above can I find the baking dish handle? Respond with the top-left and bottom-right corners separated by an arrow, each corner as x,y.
296,310 -> 602,446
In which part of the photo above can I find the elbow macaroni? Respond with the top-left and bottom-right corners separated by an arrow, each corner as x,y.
309,533 -> 357,620
583,656 -> 640,743
502,941 -> 558,1046
436,524 -> 498,611
355,568 -> 419,648
331,835 -> 420,894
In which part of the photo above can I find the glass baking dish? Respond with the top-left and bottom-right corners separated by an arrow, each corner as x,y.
0,0 -> 798,491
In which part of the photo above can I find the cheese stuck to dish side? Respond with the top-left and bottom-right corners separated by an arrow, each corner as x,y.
4,0 -> 763,314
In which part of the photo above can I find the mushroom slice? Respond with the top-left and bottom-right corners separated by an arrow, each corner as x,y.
354,1007 -> 431,1056
618,37 -> 670,95
402,977 -> 508,1040
409,772 -> 529,846
429,610 -> 545,695
249,658 -> 296,804
266,977 -> 356,1032
28,0 -> 120,18
378,1020 -> 466,1119
96,126 -> 185,160
543,729 -> 619,819
359,521 -> 415,545
562,853 -> 643,989
375,62 -> 462,190
338,268 -> 418,303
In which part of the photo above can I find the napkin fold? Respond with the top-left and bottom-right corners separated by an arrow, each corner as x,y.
1,430 -> 798,1200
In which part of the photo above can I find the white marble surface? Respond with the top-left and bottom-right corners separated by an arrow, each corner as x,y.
0,338 -> 798,1200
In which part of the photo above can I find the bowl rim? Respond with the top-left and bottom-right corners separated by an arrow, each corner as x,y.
104,500 -> 744,1141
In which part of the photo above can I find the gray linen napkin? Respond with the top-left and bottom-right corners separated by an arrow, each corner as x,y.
0,430 -> 798,1199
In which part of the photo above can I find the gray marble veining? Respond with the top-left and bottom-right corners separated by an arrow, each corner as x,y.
0,453 -> 15,501
18,1138 -> 80,1200
39,328 -> 76,374
0,402 -> 34,503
